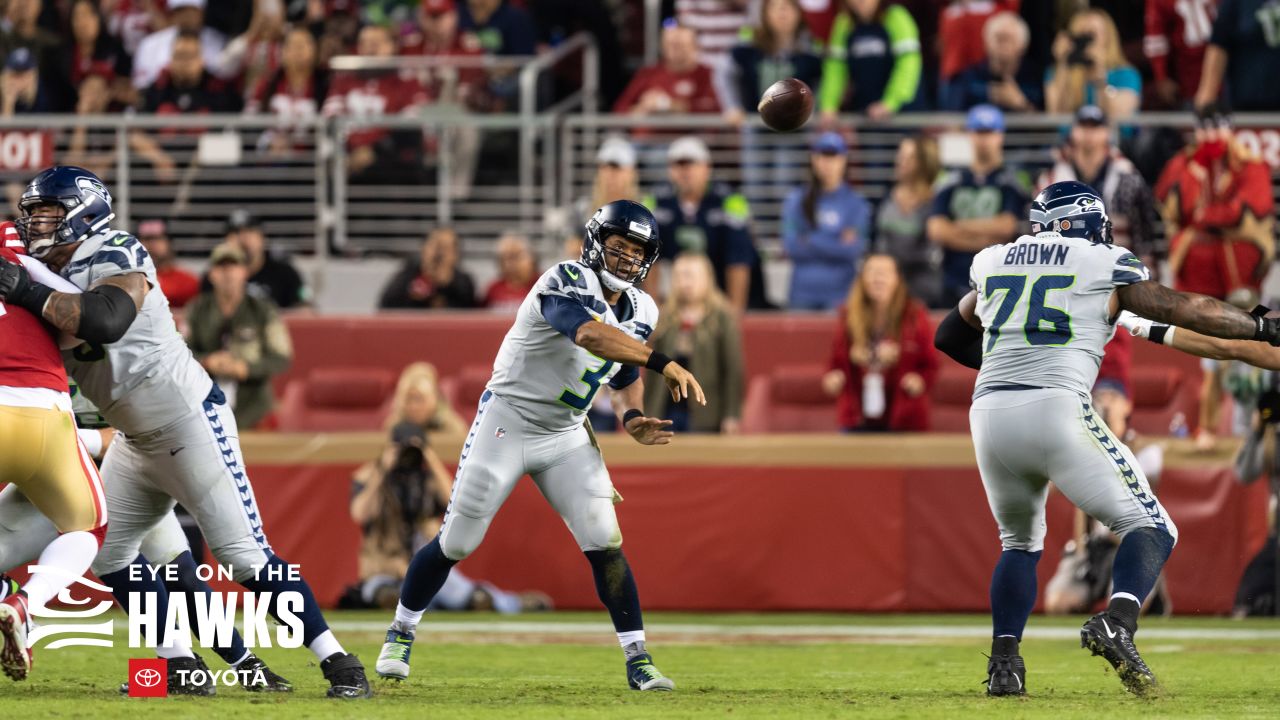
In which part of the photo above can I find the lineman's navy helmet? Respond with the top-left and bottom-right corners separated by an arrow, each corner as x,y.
16,166 -> 115,259
1029,180 -> 1111,245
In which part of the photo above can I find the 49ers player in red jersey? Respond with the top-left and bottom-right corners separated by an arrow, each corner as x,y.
0,223 -> 108,682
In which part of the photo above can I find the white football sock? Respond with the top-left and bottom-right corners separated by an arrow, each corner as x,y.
19,531 -> 98,610
617,630 -> 646,650
308,629 -> 344,662
393,602 -> 425,633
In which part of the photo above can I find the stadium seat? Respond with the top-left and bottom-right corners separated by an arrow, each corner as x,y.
928,366 -> 978,432
439,365 -> 494,424
275,367 -> 395,432
741,364 -> 836,433
1127,366 -> 1188,435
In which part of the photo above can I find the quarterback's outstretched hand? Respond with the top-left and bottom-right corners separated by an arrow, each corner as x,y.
626,415 -> 674,445
663,361 -> 706,406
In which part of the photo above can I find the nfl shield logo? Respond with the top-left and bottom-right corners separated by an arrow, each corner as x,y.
495,427 -> 506,438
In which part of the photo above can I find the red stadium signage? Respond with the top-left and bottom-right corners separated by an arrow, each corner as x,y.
0,130 -> 52,170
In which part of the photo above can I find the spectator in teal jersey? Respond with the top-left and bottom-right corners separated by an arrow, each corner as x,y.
782,131 -> 872,310
1044,8 -> 1141,121
926,105 -> 1027,307
818,0 -> 921,121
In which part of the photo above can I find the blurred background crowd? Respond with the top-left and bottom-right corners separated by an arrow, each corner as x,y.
7,0 -> 1280,613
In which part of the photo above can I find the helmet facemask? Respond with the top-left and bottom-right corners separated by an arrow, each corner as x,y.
16,199 -> 74,260
598,236 -> 649,292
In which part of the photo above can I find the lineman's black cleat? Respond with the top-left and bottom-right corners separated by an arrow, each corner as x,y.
236,653 -> 293,692
1080,612 -> 1158,696
985,654 -> 1026,696
321,652 -> 372,699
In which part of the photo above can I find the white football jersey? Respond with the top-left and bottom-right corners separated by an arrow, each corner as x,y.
969,232 -> 1149,399
60,230 -> 212,435
487,261 -> 658,432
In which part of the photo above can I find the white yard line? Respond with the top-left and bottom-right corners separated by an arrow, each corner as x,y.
327,620 -> 1280,641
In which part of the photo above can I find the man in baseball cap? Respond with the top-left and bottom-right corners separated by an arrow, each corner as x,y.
928,103 -> 1026,306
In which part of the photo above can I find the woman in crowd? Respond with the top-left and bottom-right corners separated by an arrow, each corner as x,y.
644,254 -> 744,434
782,131 -> 872,310
726,0 -> 822,121
822,253 -> 937,432
727,0 -> 823,194
67,0 -> 134,109
873,134 -> 941,307
384,361 -> 465,435
819,0 -> 921,121
1044,8 -> 1140,120
247,25 -> 328,157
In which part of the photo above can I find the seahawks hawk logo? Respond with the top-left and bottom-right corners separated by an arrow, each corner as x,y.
75,176 -> 111,204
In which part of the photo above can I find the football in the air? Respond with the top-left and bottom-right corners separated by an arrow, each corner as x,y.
757,78 -> 814,132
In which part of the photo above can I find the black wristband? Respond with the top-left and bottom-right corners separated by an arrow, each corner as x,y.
13,280 -> 53,317
622,409 -> 644,426
1148,325 -> 1169,345
645,351 -> 673,373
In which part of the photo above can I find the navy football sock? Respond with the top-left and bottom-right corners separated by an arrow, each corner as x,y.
239,554 -> 330,646
99,553 -> 184,653
166,550 -> 249,666
399,537 -> 457,613
1109,527 -> 1175,633
990,549 -> 1041,641
585,549 -> 643,633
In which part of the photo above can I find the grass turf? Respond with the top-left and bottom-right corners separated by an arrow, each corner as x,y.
3,611 -> 1278,718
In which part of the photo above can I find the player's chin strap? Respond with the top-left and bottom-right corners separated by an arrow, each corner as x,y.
599,270 -> 633,293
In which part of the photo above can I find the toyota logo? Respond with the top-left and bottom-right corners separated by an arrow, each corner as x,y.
134,668 -> 163,688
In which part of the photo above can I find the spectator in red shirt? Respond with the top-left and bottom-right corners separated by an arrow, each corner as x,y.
67,0 -> 133,109
404,0 -> 497,111
248,26 -> 328,158
483,233 -> 537,311
614,23 -> 721,116
1155,104 -> 1273,301
937,0 -> 1020,85
137,218 -> 200,310
821,253 -> 937,432
1144,0 -> 1218,108
323,24 -> 431,184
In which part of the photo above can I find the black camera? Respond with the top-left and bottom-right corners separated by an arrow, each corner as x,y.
1067,33 -> 1095,67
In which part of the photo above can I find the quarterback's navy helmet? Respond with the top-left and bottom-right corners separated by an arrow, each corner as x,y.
16,166 -> 115,259
1029,180 -> 1111,245
582,200 -> 661,292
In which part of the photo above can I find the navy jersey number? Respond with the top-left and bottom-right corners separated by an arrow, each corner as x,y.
984,274 -> 1075,352
559,356 -> 615,410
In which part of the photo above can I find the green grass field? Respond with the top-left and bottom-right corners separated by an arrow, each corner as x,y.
5,611 -> 1279,718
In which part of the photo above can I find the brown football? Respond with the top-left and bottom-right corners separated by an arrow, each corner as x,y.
758,78 -> 814,132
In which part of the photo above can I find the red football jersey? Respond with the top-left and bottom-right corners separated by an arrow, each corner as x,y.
0,240 -> 69,394
322,72 -> 430,150
1144,0 -> 1219,98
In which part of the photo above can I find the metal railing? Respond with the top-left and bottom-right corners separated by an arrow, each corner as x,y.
3,107 -> 1279,301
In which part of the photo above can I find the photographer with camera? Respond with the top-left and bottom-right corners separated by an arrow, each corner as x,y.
1044,8 -> 1141,121
346,421 -> 552,613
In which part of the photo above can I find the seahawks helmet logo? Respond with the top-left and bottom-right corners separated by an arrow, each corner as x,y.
75,176 -> 110,204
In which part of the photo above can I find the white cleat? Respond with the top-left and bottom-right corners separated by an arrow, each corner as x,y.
0,595 -> 32,681
375,628 -> 415,680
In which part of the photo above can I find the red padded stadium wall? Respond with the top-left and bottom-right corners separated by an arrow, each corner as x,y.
239,463 -> 1267,614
